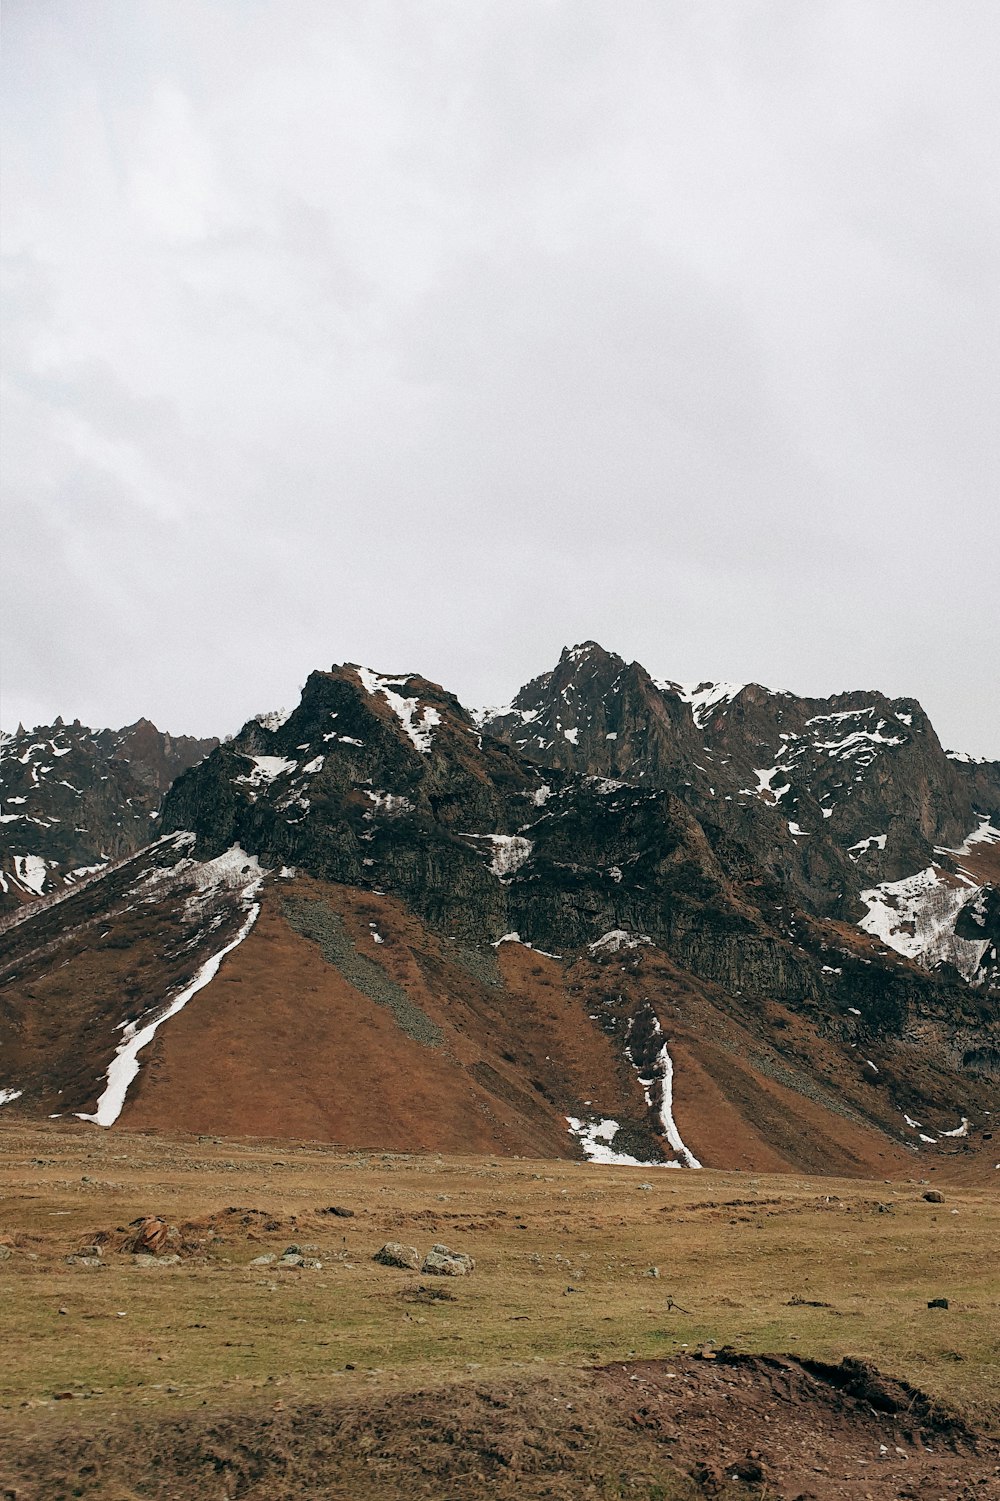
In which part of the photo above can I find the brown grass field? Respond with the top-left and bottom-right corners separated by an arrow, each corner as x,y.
1,1120 -> 998,1499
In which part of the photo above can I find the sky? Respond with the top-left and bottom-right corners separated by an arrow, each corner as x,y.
3,1 -> 998,756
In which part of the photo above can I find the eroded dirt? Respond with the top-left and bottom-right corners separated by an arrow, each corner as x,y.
2,1351 -> 997,1501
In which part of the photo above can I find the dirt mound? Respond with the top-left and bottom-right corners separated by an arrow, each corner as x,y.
3,1353 -> 996,1500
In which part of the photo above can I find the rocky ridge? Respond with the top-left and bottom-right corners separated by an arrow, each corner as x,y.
0,718 -> 218,913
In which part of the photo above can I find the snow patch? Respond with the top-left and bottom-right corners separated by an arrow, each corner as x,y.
254,708 -> 291,732
587,930 -> 651,954
12,854 -> 52,895
0,1088 -> 24,1107
355,667 -> 441,754
460,833 -> 532,881
565,1116 -> 674,1168
235,755 -> 297,792
848,834 -> 887,860
742,768 -> 791,802
492,932 -> 563,958
364,790 -> 415,818
859,866 -> 990,982
951,818 -> 1000,854
660,680 -> 745,728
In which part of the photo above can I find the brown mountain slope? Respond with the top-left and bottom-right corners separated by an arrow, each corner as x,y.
1,838 -> 994,1178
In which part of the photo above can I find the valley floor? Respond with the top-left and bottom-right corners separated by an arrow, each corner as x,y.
1,1121 -> 998,1499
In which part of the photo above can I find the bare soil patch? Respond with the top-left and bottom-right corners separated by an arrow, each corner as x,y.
2,1351 -> 997,1500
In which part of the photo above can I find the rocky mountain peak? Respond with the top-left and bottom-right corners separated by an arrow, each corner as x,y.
3,646 -> 996,1176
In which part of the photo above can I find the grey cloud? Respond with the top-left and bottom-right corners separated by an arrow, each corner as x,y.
1,1 -> 997,756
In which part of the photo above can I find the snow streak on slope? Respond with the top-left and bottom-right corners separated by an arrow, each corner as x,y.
656,1043 -> 702,1168
77,850 -> 265,1127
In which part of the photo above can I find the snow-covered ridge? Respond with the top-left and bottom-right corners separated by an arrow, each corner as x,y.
356,667 -> 442,754
656,680 -> 746,728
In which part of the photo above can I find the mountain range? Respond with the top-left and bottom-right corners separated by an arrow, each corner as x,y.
1,643 -> 997,1178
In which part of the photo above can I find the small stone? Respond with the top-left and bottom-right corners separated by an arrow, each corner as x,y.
249,1254 -> 275,1266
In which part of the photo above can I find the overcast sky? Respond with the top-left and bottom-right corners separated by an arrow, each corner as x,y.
3,1 -> 998,756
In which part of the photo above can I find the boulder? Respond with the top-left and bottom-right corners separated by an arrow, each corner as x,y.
373,1242 -> 420,1271
922,1190 -> 945,1204
121,1217 -> 180,1256
421,1243 -> 475,1277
